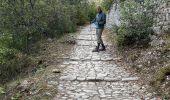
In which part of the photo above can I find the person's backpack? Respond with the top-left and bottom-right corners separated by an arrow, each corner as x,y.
103,13 -> 106,24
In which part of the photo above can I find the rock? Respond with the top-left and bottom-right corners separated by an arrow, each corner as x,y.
148,61 -> 151,64
166,75 -> 170,81
153,27 -> 162,34
60,76 -> 76,81
66,39 -> 77,44
150,39 -> 165,47
77,77 -> 86,81
46,84 -> 54,89
159,40 -> 165,45
150,35 -> 157,41
48,81 -> 58,85
45,92 -> 53,97
167,55 -> 170,58
138,65 -> 143,68
86,77 -> 96,81
122,77 -> 139,81
52,69 -> 61,73
61,35 -> 77,44
47,38 -> 52,42
17,80 -> 33,92
96,73 -> 107,79
101,57 -> 113,61
113,57 -> 121,61
148,52 -> 152,55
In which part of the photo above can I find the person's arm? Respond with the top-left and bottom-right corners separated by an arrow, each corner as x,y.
98,14 -> 106,25
91,17 -> 96,23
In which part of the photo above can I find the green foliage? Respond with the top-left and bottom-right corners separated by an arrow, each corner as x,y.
112,24 -> 120,34
88,3 -> 96,21
0,33 -> 13,48
76,5 -> 89,25
0,33 -> 16,64
11,93 -> 21,100
0,46 -> 16,64
120,0 -> 126,2
101,0 -> 113,11
0,87 -> 5,94
0,0 -> 96,83
0,0 -> 78,51
76,2 -> 96,25
0,33 -> 18,83
0,0 -> 95,52
116,0 -> 156,46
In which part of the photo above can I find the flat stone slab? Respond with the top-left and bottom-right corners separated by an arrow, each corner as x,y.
104,77 -> 122,82
60,77 -> 139,82
122,77 -> 139,81
60,76 -> 77,81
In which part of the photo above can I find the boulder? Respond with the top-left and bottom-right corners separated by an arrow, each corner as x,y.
52,69 -> 61,73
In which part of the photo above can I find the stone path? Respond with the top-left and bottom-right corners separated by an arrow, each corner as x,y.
54,25 -> 152,100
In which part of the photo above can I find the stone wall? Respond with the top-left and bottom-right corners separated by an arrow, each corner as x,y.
107,0 -> 170,34
153,1 -> 170,34
106,1 -> 120,29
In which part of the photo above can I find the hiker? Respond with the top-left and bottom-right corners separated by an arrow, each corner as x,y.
91,6 -> 106,52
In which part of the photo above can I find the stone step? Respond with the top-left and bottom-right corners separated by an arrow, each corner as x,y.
60,76 -> 139,82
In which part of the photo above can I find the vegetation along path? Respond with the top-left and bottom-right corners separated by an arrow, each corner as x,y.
53,25 -> 155,100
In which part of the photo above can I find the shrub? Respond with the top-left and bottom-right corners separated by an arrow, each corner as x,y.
0,46 -> 15,64
112,24 -> 120,34
101,0 -> 113,11
0,0 -> 95,52
87,3 -> 96,23
0,0 -> 96,83
0,33 -> 16,64
116,0 -> 156,46
76,2 -> 96,25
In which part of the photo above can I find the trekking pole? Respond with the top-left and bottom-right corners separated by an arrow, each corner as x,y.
89,18 -> 93,46
90,22 -> 92,32
89,18 -> 92,32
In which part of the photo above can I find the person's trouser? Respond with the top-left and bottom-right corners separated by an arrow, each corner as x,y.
96,28 -> 104,44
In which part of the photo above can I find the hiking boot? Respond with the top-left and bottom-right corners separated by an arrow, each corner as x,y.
99,44 -> 106,51
92,46 -> 99,52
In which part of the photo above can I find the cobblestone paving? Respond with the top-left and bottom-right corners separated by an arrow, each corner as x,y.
54,25 -> 153,100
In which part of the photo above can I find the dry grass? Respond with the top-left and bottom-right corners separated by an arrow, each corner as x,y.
157,65 -> 170,82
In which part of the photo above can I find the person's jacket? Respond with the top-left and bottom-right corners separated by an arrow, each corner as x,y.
91,12 -> 106,29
